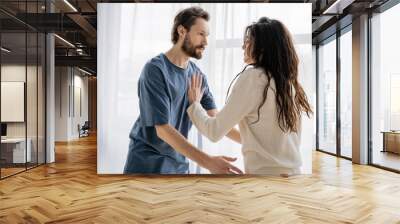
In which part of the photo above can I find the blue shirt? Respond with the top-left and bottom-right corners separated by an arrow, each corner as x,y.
124,53 -> 216,174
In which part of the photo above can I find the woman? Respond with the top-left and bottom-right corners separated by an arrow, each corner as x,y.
187,17 -> 313,176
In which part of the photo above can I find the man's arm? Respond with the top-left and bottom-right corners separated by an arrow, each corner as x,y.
155,124 -> 242,174
207,109 -> 241,144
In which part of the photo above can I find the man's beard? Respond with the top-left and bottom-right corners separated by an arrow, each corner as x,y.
182,36 -> 205,59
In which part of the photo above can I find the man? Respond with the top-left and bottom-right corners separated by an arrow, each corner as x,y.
124,6 -> 242,174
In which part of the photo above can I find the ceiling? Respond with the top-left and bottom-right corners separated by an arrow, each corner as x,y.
0,0 -> 392,75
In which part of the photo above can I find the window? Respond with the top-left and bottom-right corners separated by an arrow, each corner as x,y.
340,28 -> 352,158
317,36 -> 337,155
370,3 -> 400,171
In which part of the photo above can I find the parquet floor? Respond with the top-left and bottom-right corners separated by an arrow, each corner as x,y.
1,134 -> 400,223
1,167 -> 26,178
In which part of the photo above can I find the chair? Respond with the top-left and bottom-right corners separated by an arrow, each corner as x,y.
79,121 -> 90,138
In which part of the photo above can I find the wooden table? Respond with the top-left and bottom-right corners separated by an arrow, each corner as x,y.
381,131 -> 400,154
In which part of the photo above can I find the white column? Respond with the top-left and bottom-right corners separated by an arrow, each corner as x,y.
46,32 -> 55,163
352,14 -> 369,164
45,0 -> 56,163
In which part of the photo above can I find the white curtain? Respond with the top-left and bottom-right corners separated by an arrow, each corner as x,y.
98,3 -> 314,174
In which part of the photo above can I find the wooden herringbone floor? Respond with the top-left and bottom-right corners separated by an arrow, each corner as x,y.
1,134 -> 400,224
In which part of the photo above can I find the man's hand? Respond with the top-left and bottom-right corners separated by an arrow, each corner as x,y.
155,124 -> 243,174
202,156 -> 243,174
188,73 -> 204,104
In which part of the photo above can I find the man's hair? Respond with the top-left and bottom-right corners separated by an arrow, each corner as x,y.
171,7 -> 209,44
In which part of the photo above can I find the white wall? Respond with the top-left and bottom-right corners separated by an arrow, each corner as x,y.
1,65 -> 40,138
55,67 -> 89,141
55,67 -> 68,141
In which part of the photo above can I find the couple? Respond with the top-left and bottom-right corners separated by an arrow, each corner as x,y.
124,6 -> 312,175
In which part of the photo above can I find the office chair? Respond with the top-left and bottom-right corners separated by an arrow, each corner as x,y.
79,121 -> 90,138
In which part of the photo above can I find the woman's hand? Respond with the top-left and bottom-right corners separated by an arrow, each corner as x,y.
188,73 -> 205,104
203,155 -> 243,174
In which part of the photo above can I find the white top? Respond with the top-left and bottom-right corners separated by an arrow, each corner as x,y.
187,67 -> 302,175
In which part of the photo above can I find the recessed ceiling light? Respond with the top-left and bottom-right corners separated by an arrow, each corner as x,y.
1,47 -> 11,53
54,34 -> 75,48
78,67 -> 93,76
323,0 -> 354,15
63,0 -> 78,12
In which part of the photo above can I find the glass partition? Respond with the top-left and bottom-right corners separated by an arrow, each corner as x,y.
0,1 -> 46,179
38,32 -> 45,165
1,30 -> 28,177
27,30 -> 38,170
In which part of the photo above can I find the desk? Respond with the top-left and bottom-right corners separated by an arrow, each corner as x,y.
1,138 -> 31,163
381,131 -> 400,154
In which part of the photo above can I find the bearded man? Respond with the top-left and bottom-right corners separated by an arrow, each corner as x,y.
124,7 -> 242,174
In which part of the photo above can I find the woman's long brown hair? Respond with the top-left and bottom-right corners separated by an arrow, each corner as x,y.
231,17 -> 312,133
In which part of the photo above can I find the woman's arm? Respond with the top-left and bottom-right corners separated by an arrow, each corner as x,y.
187,70 -> 262,142
207,109 -> 241,144
226,128 -> 241,144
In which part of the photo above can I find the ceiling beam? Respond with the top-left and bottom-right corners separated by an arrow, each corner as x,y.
67,13 -> 97,39
55,55 -> 96,70
322,0 -> 356,14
